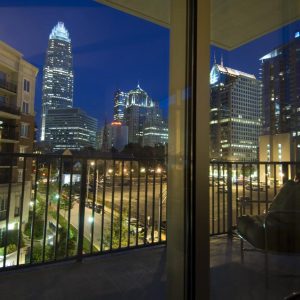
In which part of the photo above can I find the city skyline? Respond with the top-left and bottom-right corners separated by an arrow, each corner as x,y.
0,0 -> 170,130
0,1 -> 299,133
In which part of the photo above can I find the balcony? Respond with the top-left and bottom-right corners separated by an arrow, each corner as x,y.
0,127 -> 18,142
0,155 -> 298,299
0,210 -> 6,221
0,153 -> 167,269
0,102 -> 20,117
0,157 -> 18,169
0,79 -> 17,94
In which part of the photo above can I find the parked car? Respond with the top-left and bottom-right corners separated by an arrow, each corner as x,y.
94,204 -> 103,214
245,183 -> 269,191
73,194 -> 80,203
85,200 -> 93,208
237,196 -> 251,207
126,218 -> 144,234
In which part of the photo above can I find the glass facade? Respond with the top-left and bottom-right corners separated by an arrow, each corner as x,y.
113,90 -> 127,123
210,63 -> 262,161
261,33 -> 300,135
46,108 -> 97,151
41,22 -> 74,141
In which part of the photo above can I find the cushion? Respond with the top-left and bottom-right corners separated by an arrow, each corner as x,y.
237,181 -> 300,252
269,181 -> 300,211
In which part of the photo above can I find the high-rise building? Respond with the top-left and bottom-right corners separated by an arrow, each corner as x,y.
259,133 -> 300,184
259,32 -> 300,171
125,84 -> 155,144
0,41 -> 38,245
45,108 -> 97,151
210,62 -> 262,161
143,105 -> 168,147
113,90 -> 127,123
97,121 -> 128,151
111,84 -> 168,147
260,32 -> 300,136
41,22 -> 74,141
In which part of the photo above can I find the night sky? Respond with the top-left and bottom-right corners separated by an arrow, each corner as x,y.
0,1 -> 299,133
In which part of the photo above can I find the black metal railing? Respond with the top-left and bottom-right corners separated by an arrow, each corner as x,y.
210,161 -> 300,235
0,79 -> 17,94
0,153 -> 167,270
1,154 -> 296,269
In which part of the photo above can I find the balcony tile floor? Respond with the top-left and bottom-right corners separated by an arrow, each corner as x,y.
211,235 -> 300,300
0,246 -> 166,300
1,236 -> 300,300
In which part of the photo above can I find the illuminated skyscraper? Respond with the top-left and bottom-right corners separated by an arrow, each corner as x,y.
46,108 -> 97,151
113,90 -> 128,122
113,84 -> 168,147
259,32 -> 300,170
125,84 -> 155,144
40,22 -> 74,141
260,31 -> 300,136
143,104 -> 168,147
210,62 -> 262,161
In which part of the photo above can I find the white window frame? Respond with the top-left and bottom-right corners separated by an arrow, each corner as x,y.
20,123 -> 29,138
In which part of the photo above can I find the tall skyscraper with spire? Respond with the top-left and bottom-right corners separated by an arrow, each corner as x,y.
40,21 -> 74,141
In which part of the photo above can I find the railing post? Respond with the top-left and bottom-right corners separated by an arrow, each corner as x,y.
77,159 -> 87,262
282,162 -> 289,184
226,163 -> 233,235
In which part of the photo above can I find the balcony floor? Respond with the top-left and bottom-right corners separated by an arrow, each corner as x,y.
1,236 -> 300,300
0,246 -> 166,300
211,235 -> 300,300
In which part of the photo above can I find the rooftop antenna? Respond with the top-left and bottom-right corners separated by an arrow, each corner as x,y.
214,51 -> 217,64
137,80 -> 140,88
221,54 -> 224,67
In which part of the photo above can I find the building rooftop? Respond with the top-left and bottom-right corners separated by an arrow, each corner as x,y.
214,64 -> 256,80
49,22 -> 71,42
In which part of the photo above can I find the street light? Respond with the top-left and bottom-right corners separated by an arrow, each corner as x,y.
156,167 -> 162,174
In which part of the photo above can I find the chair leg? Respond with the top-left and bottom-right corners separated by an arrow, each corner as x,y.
240,238 -> 244,263
264,250 -> 269,289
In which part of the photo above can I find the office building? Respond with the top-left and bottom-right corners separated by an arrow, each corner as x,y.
97,121 -> 128,152
45,108 -> 97,151
259,133 -> 300,184
143,105 -> 168,147
259,33 -> 300,171
0,41 -> 38,243
260,32 -> 300,136
113,90 -> 127,123
124,84 -> 156,144
210,62 -> 262,161
40,22 -> 74,141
